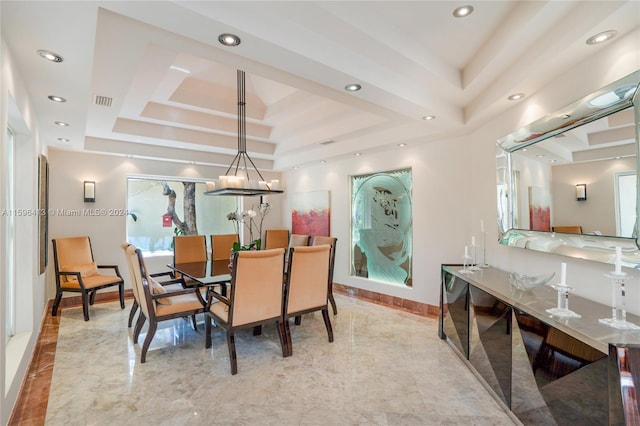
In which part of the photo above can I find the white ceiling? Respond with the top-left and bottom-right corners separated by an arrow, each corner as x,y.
2,1 -> 639,171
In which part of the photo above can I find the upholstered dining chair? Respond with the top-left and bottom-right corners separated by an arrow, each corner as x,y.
211,234 -> 239,261
283,244 -> 334,356
263,229 -> 290,250
52,236 -> 125,321
120,243 -> 185,328
124,244 -> 206,363
172,235 -> 208,286
205,248 -> 288,375
311,236 -> 338,315
289,234 -> 310,247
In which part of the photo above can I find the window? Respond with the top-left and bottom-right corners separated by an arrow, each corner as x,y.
5,127 -> 15,342
126,177 -> 238,253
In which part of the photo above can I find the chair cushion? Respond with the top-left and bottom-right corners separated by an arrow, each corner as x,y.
60,262 -> 99,283
63,273 -> 122,290
209,300 -> 229,323
149,277 -> 172,305
155,292 -> 203,316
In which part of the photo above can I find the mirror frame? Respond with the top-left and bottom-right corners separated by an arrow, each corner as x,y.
496,70 -> 640,268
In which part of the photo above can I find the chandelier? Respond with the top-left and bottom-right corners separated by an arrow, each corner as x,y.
205,70 -> 283,196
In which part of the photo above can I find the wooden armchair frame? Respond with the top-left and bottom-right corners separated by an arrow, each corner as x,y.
52,236 -> 125,321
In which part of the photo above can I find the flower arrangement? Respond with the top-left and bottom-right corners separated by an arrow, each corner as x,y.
227,202 -> 271,251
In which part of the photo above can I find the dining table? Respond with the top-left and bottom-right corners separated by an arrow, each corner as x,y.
167,259 -> 233,296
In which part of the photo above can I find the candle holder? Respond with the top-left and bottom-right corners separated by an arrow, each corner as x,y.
469,244 -> 482,271
598,272 -> 640,329
459,254 -> 474,275
480,231 -> 489,268
546,283 -> 581,318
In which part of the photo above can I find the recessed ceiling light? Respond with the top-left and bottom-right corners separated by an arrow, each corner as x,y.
57,137 -> 70,143
169,65 -> 191,74
320,160 -> 327,164
355,152 -> 362,156
344,83 -> 362,92
586,30 -> 617,45
422,115 -> 436,121
453,5 -> 474,18
549,159 -> 557,163
218,33 -> 241,46
48,95 -> 66,103
293,165 -> 299,169
397,143 -> 407,147
508,93 -> 525,101
561,114 -> 571,119
37,49 -> 63,62
522,148 -> 528,152
54,121 -> 69,127
536,154 -> 544,158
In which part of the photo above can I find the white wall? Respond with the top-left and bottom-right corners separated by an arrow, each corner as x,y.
0,40 -> 47,425
45,150 -> 284,297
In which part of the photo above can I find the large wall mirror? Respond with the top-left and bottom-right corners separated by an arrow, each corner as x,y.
497,70 -> 640,268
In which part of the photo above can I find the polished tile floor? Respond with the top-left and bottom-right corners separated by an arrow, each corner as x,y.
38,295 -> 515,425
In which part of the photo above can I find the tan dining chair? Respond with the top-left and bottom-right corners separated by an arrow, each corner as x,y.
205,248 -> 288,375
283,244 -> 334,356
311,236 -> 338,315
211,234 -> 239,261
289,234 -> 310,247
52,236 -> 125,321
124,244 -> 206,363
552,226 -> 583,234
120,243 -> 185,328
173,235 -> 208,287
263,229 -> 290,250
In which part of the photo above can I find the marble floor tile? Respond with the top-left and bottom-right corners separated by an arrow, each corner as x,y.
41,295 -> 516,425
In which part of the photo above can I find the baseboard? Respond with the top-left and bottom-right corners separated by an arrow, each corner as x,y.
333,283 -> 438,318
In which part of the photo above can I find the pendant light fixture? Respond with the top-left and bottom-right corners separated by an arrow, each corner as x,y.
205,70 -> 283,196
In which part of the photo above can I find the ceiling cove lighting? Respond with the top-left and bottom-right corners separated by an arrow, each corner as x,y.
37,49 -> 63,62
48,95 -> 66,103
205,70 -> 283,196
453,5 -> 474,18
344,83 -> 362,92
218,33 -> 241,46
586,30 -> 617,45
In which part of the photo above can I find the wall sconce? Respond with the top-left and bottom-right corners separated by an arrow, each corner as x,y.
576,184 -> 587,201
84,181 -> 96,202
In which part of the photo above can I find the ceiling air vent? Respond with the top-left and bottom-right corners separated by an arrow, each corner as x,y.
320,140 -> 335,145
94,95 -> 113,107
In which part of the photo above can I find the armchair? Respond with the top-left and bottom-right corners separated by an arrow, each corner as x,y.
124,244 -> 206,363
205,248 -> 288,374
283,245 -> 334,356
52,236 -> 125,321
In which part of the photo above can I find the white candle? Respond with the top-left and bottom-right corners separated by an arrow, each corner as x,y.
270,179 -> 280,190
481,219 -> 485,233
560,262 -> 567,285
219,176 -> 228,188
464,245 -> 469,258
615,246 -> 622,274
258,181 -> 268,190
471,236 -> 476,247
205,181 -> 215,192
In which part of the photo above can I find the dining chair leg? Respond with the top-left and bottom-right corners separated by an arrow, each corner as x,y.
321,308 -> 334,342
81,292 -> 90,321
252,325 -> 262,336
133,312 -> 146,344
205,315 -> 212,349
141,321 -> 157,363
227,332 -> 238,375
294,315 -> 302,325
89,290 -> 97,305
52,291 -> 62,316
119,284 -> 125,309
279,320 -> 292,357
329,293 -> 337,315
191,315 -> 198,331
128,300 -> 139,327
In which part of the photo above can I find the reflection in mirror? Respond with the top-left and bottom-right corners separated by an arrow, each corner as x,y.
496,70 -> 640,268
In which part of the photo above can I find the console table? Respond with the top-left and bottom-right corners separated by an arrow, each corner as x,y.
439,265 -> 640,425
